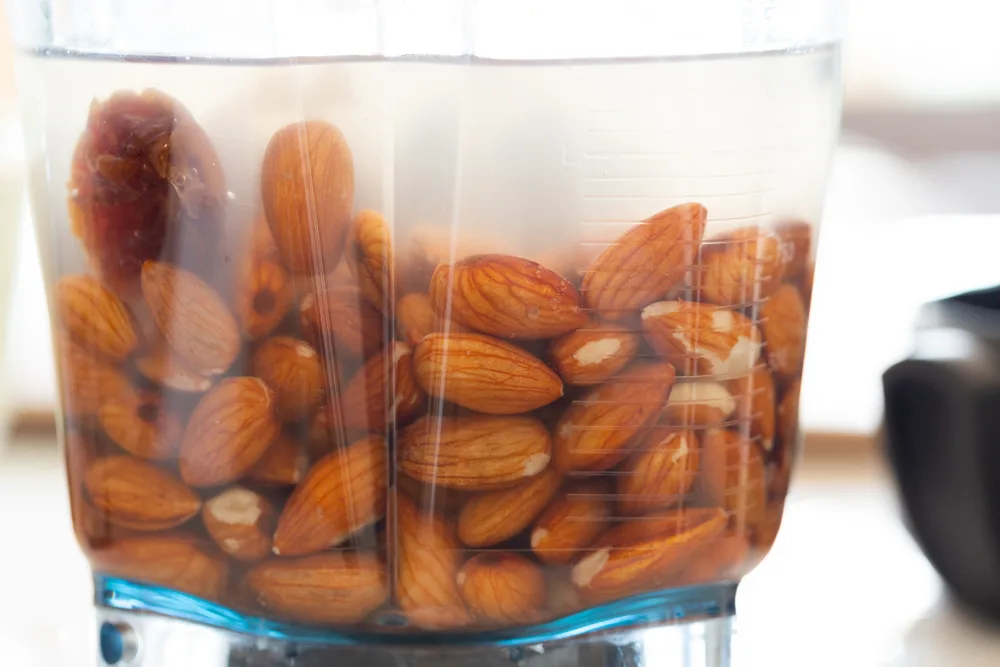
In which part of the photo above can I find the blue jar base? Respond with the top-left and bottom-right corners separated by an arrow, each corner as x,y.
95,576 -> 736,666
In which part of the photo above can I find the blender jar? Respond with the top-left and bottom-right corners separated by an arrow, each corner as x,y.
6,0 -> 842,663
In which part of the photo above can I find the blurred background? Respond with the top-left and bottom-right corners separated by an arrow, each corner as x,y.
2,2 -> 1000,666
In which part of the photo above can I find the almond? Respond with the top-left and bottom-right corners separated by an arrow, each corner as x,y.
247,433 -> 309,487
581,203 -> 707,318
675,534 -> 749,586
572,507 -> 726,600
760,284 -> 807,379
179,377 -> 279,487
413,332 -> 563,415
429,254 -> 588,339
554,362 -> 675,472
662,381 -> 736,427
84,456 -> 200,530
398,415 -> 552,491
641,300 -> 762,377
202,487 -> 276,561
340,342 -> 425,432
306,400 -> 356,460
801,262 -> 816,312
727,365 -> 777,452
56,274 -> 138,362
395,292 -> 466,345
272,436 -> 387,556
397,473 -> 468,516
773,381 -> 802,498
261,120 -> 354,276
247,552 -> 386,624
141,261 -> 240,375
457,467 -> 561,547
549,322 -> 640,386
57,335 -> 131,419
396,225 -> 510,295
299,286 -> 384,359
251,337 -> 323,421
345,209 -> 393,311
617,430 -> 699,515
457,553 -> 546,625
134,347 -> 214,393
396,493 -> 471,630
234,253 -> 294,341
699,430 -> 767,529
695,227 -> 787,306
531,482 -> 611,565
98,385 -> 182,460
91,535 -> 228,601
775,220 -> 812,281
752,500 -> 785,551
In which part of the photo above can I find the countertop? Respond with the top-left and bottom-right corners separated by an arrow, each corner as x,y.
2,437 -> 999,667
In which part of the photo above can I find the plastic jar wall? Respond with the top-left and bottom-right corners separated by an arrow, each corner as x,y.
8,0 -> 842,643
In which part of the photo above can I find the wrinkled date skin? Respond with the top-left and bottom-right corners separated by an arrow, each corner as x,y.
68,89 -> 226,294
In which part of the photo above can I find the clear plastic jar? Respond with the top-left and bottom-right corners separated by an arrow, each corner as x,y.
9,0 -> 841,648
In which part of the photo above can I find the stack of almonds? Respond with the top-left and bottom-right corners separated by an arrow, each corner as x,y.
56,88 -> 814,632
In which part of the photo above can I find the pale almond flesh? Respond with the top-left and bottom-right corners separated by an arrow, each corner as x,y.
202,487 -> 276,561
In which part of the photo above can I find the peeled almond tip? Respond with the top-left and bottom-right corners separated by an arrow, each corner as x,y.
523,453 -> 551,477
572,548 -> 610,588
530,529 -> 547,549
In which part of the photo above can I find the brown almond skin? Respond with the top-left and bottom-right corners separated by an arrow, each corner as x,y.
235,254 -> 294,341
458,467 -> 561,548
247,552 -> 387,625
57,335 -> 131,419
299,286 -> 384,359
339,343 -> 425,432
675,534 -> 750,586
56,274 -> 138,362
572,507 -> 727,601
413,332 -> 563,415
760,284 -> 808,379
134,348 -> 214,393
179,378 -> 280,487
699,430 -> 767,529
398,415 -> 552,491
554,362 -> 675,472
202,487 -> 276,561
531,483 -> 611,565
582,203 -> 707,318
90,535 -> 228,601
396,292 -> 466,345
141,261 -> 241,375
247,433 -> 309,487
272,436 -> 387,557
773,380 -> 802,498
430,254 -> 588,339
696,227 -> 787,306
727,365 -> 777,452
84,457 -> 201,530
397,493 -> 471,630
345,209 -> 394,312
261,121 -> 354,276
549,322 -> 639,386
458,553 -> 547,625
251,337 -> 323,421
98,386 -> 182,460
616,430 -> 700,515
